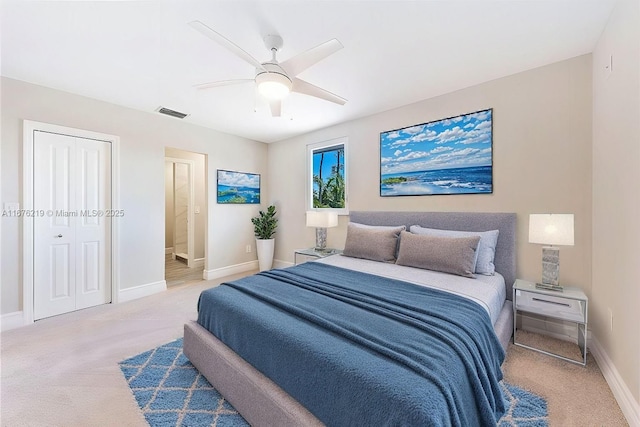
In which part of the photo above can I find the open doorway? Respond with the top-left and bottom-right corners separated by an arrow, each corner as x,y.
165,148 -> 206,287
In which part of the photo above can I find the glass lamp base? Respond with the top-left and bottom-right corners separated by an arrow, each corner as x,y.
541,247 -> 560,286
315,227 -> 327,251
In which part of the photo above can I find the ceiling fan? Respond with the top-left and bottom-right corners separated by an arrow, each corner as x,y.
189,20 -> 347,117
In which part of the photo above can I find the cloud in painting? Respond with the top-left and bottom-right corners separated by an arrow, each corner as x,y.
218,171 -> 260,188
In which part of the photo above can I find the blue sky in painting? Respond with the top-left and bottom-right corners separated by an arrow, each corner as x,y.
380,109 -> 492,176
218,170 -> 259,188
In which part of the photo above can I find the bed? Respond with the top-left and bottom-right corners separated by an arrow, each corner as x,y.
184,211 -> 516,426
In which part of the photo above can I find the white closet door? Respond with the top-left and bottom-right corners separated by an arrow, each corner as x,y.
33,131 -> 111,320
75,139 -> 111,311
34,132 -> 77,319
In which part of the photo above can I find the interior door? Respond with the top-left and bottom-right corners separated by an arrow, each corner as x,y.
33,131 -> 111,320
173,162 -> 190,262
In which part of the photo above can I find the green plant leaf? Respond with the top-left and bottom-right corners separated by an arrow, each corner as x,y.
251,205 -> 278,239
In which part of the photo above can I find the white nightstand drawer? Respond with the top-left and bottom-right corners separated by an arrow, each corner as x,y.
515,290 -> 585,323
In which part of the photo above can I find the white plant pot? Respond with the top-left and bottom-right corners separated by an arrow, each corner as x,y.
256,238 -> 275,272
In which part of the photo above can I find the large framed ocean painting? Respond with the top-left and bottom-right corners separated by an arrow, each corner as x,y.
380,108 -> 493,197
217,170 -> 260,204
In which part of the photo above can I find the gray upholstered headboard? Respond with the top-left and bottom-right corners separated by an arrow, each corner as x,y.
349,211 -> 517,300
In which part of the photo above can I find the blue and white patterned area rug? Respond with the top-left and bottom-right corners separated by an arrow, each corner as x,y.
120,338 -> 548,427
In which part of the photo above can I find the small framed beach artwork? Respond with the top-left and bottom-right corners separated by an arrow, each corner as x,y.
380,108 -> 493,197
217,169 -> 260,204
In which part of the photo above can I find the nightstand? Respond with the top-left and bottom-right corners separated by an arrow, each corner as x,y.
294,248 -> 343,265
513,279 -> 588,366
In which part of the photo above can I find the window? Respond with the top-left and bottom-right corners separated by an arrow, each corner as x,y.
307,137 -> 348,214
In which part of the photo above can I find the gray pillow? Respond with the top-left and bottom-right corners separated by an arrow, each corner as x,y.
396,231 -> 480,278
343,222 -> 405,263
409,225 -> 499,275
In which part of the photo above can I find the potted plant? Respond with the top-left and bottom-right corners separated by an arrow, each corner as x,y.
251,205 -> 278,271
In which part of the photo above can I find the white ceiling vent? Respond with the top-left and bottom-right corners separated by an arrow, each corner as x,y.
156,107 -> 188,119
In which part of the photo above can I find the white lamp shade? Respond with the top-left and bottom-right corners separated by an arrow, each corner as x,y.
529,214 -> 574,246
306,211 -> 338,228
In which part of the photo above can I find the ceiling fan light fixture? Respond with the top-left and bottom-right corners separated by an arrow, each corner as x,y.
256,72 -> 292,100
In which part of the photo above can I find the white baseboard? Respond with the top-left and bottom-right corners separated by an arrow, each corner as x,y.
273,259 -> 294,269
203,260 -> 258,280
165,247 -> 173,255
3,282 -> 167,329
118,280 -> 167,303
1,311 -> 25,332
590,335 -> 640,427
192,258 -> 205,268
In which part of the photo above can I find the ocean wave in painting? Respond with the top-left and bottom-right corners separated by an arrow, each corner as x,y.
381,166 -> 492,196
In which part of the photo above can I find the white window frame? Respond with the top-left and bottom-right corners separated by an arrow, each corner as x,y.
306,136 -> 349,215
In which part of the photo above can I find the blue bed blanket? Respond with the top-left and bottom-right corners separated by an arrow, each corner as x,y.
197,262 -> 506,426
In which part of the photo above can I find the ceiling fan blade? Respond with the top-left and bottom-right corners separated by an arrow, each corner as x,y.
189,21 -> 265,71
194,79 -> 254,90
281,39 -> 343,76
269,99 -> 282,117
292,78 -> 347,105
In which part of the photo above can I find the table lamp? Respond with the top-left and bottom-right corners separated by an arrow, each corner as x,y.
528,213 -> 574,291
306,211 -> 338,251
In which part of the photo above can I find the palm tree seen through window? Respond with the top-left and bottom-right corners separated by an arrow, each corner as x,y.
312,144 -> 345,209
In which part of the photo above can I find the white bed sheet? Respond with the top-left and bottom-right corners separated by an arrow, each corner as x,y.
315,254 -> 506,326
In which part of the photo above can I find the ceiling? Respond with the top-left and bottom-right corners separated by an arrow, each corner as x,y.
1,1 -> 616,143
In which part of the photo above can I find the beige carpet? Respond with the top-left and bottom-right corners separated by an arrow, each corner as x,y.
503,331 -> 628,426
1,272 -> 628,426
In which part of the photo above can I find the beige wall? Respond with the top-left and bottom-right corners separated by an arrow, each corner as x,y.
269,55 -> 593,296
165,147 -> 207,260
592,0 -> 640,407
1,77 -> 268,315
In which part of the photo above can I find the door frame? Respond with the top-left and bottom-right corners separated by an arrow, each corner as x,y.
22,120 -> 120,325
165,157 -> 195,268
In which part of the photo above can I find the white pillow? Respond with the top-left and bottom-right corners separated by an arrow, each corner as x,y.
409,225 -> 499,275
